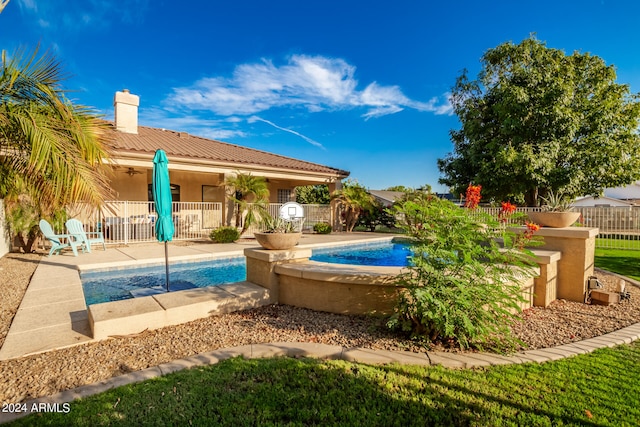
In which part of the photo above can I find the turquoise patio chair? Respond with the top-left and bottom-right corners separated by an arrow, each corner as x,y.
38,219 -> 80,257
66,218 -> 106,253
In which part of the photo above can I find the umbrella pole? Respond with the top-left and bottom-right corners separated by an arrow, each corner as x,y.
164,241 -> 170,292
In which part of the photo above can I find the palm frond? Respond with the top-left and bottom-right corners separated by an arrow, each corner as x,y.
0,46 -> 113,213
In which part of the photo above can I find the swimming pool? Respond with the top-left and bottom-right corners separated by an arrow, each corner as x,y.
81,240 -> 413,305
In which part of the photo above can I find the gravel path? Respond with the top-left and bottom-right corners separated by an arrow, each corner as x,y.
0,251 -> 639,403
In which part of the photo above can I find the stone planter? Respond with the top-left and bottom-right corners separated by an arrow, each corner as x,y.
254,232 -> 302,250
527,211 -> 581,228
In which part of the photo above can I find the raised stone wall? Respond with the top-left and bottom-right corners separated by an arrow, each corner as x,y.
244,246 -> 541,315
534,227 -> 599,303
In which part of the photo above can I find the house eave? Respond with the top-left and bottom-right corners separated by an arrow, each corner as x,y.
109,151 -> 349,183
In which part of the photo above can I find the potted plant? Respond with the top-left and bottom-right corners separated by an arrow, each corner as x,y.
254,215 -> 305,250
527,191 -> 581,228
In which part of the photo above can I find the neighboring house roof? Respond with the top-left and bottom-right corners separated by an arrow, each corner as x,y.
368,190 -> 404,207
572,196 -> 637,207
109,124 -> 349,179
603,181 -> 640,200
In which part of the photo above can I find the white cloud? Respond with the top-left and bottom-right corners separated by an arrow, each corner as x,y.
139,108 -> 247,140
16,0 -> 36,11
16,0 -> 148,30
248,116 -> 325,150
167,55 -> 452,119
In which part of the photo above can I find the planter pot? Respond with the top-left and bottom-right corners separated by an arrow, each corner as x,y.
254,232 -> 302,250
527,211 -> 581,228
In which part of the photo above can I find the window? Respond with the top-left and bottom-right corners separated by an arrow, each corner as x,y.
202,185 -> 217,202
148,183 -> 180,202
277,189 -> 293,204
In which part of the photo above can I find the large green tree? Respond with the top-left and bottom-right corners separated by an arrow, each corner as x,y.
438,36 -> 640,206
295,184 -> 330,204
1,46 -> 113,214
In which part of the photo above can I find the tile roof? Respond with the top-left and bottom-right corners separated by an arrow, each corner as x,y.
109,125 -> 349,177
368,190 -> 405,206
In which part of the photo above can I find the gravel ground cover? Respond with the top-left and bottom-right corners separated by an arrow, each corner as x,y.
0,250 -> 639,403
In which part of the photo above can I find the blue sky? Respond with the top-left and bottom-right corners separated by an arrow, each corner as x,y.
2,0 -> 640,192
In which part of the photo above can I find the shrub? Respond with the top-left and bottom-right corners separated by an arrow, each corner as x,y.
210,226 -> 240,243
313,222 -> 332,234
356,201 -> 396,232
387,193 -> 541,352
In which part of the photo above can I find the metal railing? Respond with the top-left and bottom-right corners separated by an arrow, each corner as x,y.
241,203 -> 331,237
63,202 -> 330,244
63,202 -> 639,250
478,206 -> 640,250
574,206 -> 640,250
67,201 -> 223,245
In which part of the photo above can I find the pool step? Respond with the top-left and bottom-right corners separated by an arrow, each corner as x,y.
88,281 -> 270,340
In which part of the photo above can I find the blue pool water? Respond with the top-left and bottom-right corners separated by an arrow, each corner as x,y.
310,241 -> 412,267
81,240 -> 413,305
81,257 -> 246,306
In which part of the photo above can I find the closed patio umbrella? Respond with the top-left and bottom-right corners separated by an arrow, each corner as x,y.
152,149 -> 174,292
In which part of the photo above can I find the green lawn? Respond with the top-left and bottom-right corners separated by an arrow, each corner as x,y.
596,236 -> 640,251
11,341 -> 640,426
595,247 -> 640,281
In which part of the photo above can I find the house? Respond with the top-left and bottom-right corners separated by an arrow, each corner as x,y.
572,196 -> 637,208
603,181 -> 640,206
104,90 -> 349,233
367,190 -> 404,207
571,181 -> 640,207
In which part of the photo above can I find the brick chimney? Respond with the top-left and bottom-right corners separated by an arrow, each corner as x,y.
114,89 -> 140,134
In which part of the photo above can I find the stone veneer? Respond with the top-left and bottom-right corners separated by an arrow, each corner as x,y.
245,247 -> 541,315
531,250 -> 562,308
533,227 -> 599,303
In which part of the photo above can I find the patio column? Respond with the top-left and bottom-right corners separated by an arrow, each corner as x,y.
533,227 -> 599,303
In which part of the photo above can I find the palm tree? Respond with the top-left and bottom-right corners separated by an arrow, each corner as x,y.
224,172 -> 270,235
0,46 -> 113,217
331,181 -> 374,232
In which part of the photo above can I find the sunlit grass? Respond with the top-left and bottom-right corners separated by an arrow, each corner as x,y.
595,247 -> 640,281
11,342 -> 640,426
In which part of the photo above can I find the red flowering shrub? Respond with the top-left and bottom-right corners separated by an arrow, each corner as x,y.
464,184 -> 482,209
390,192 -> 544,351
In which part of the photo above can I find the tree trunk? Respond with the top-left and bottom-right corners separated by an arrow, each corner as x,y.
24,235 -> 37,253
14,232 -> 27,253
18,226 -> 40,253
346,210 -> 360,232
525,187 -> 539,207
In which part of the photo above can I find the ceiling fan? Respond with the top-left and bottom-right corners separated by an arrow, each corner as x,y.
124,167 -> 143,177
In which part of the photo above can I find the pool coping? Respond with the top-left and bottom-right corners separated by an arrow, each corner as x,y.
0,233 -> 398,361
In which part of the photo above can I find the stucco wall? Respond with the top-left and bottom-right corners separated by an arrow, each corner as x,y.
109,170 -> 322,206
110,170 -> 226,202
0,199 -> 11,258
